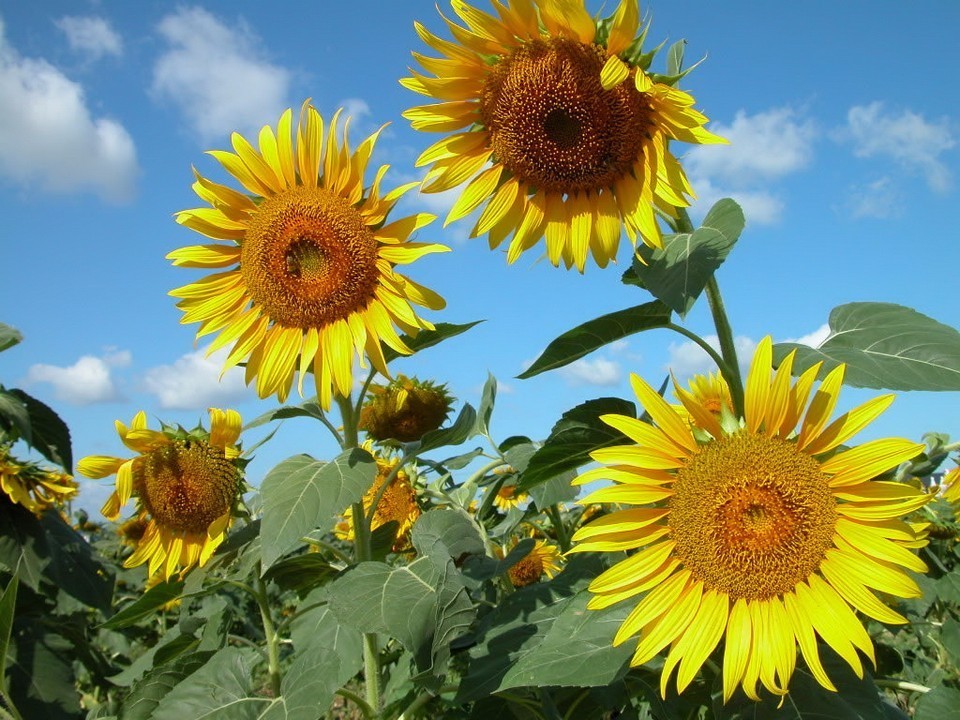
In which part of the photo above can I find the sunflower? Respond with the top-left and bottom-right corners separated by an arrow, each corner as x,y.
569,337 -> 929,700
336,451 -> 421,551
493,480 -> 527,510
168,101 -> 449,409
359,375 -> 453,442
506,535 -> 564,587
0,444 -> 78,513
403,0 -> 725,272
77,409 -> 244,581
943,466 -> 960,504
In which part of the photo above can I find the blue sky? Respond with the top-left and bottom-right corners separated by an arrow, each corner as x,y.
0,1 -> 957,513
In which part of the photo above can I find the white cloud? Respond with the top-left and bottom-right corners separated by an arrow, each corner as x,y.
687,107 -> 816,185
152,7 -> 292,143
26,350 -> 130,405
691,176 -> 785,226
558,357 -> 623,387
845,177 -> 903,220
143,346 -> 250,410
0,17 -> 138,202
55,16 -> 122,60
665,335 -> 758,380
842,102 -> 955,193
784,324 -> 831,348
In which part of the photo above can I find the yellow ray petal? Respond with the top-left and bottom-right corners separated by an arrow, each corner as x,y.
803,394 -> 895,456
612,569 -> 691,645
797,364 -> 846,450
744,336 -> 772,433
722,598 -> 751,703
663,588 -> 729,695
629,374 -> 697,453
819,552 -> 908,624
590,541 -> 678,595
606,0 -> 639,56
630,580 -> 703,669
823,439 -> 925,487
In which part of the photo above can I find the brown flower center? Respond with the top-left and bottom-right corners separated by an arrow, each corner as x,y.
480,37 -> 654,194
135,440 -> 239,534
241,187 -> 380,329
669,432 -> 837,601
509,550 -> 545,587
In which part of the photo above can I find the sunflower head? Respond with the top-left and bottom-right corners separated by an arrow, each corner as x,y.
78,408 -> 245,580
337,451 -> 421,552
0,444 -> 78,514
506,535 -> 564,587
942,465 -> 960,504
168,101 -> 449,410
404,0 -> 725,271
570,337 -> 929,701
492,469 -> 527,510
359,375 -> 453,442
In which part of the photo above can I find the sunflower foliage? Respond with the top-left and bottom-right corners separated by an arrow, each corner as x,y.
4,2 -> 960,720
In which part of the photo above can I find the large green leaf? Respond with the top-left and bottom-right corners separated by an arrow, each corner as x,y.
456,556 -> 632,702
101,578 -> 186,630
7,389 -> 72,470
243,399 -> 325,430
410,507 -> 486,561
7,621 -> 81,720
151,647 -> 269,720
914,686 -> 960,720
773,303 -> 960,391
624,199 -> 744,317
518,301 -> 672,379
289,588 -> 363,691
259,449 -> 376,570
261,644 -> 350,720
0,389 -> 31,443
0,324 -> 22,354
327,552 -> 475,683
0,502 -> 48,592
414,403 -> 478,454
122,652 -> 215,720
476,373 -> 497,438
0,576 -> 17,688
518,398 -> 636,492
382,321 -> 483,363
261,554 -> 337,597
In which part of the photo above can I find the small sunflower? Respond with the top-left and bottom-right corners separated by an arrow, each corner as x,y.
337,451 -> 420,551
169,101 -> 449,409
78,409 -> 244,581
493,480 -> 527,510
506,535 -> 564,587
0,445 -> 78,513
403,0 -> 725,271
942,466 -> 960,504
359,375 -> 453,442
570,337 -> 929,700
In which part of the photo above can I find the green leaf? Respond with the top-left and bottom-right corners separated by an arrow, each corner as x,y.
40,511 -> 113,613
773,303 -> 960,391
410,507 -> 486,560
0,324 -> 22,354
414,403 -> 478,454
0,576 -> 17,682
476,373 -> 497,437
122,652 -> 215,720
101,578 -> 186,630
259,449 -> 376,570
289,588 -> 363,691
6,390 -> 72,470
624,200 -> 742,318
327,553 -> 475,682
666,38 -> 686,76
261,644 -> 350,720
262,554 -> 337,597
456,556 -> 632,702
0,390 -> 31,443
382,321 -> 484,363
528,470 -> 578,509
518,398 -> 636,492
940,617 -> 960,666
0,502 -> 50,591
518,301 -> 672,379
915,686 -> 960,720
151,647 -> 270,720
243,399 -> 325,430
6,622 -> 81,720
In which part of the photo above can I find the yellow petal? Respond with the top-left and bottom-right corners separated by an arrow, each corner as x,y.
600,55 -> 629,90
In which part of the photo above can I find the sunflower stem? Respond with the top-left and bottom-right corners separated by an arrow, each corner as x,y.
395,684 -> 457,720
336,687 -> 376,719
875,679 -> 931,694
252,567 -> 282,698
664,322 -> 735,384
547,504 -> 571,553
674,207 -> 745,417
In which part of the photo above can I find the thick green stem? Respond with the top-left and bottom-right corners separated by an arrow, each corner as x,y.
336,688 -> 376,719
253,570 -> 282,698
674,206 -> 745,417
337,393 -> 381,715
547,504 -> 571,553
875,679 -> 931,694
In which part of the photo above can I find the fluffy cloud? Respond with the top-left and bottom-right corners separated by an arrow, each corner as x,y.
784,324 -> 831,348
152,7 -> 292,144
844,177 -> 903,220
685,107 -> 816,225
143,346 -> 250,410
26,350 -> 131,405
558,357 -> 623,386
55,16 -> 122,60
0,17 -> 138,201
843,102 -> 955,193
664,335 -> 758,380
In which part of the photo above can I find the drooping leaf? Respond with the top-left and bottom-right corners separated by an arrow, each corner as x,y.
243,399 -> 326,430
476,373 -> 497,437
383,321 -> 484,363
518,301 -> 672,379
0,389 -> 31,443
773,303 -> 960,391
0,501 -> 48,591
261,554 -> 337,597
261,644 -> 352,720
0,575 -> 17,681
122,651 -> 215,720
7,621 -> 82,720
623,199 -> 743,318
259,449 -> 376,570
6,389 -> 72,470
456,555 -> 632,702
0,323 -> 22,353
914,686 -> 960,720
151,647 -> 270,720
289,588 -> 363,691
101,578 -> 186,630
518,398 -> 636,492
414,403 -> 478,454
528,470 -> 579,509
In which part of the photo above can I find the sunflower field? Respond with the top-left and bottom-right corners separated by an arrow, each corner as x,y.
2,1 -> 960,719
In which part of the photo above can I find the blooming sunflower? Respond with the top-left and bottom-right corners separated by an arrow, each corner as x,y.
570,337 -> 929,700
336,451 -> 420,551
493,481 -> 527,510
506,535 -> 564,587
169,101 -> 449,409
359,375 -> 453,442
403,0 -> 725,271
77,409 -> 244,580
943,466 -> 960,504
0,444 -> 77,513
